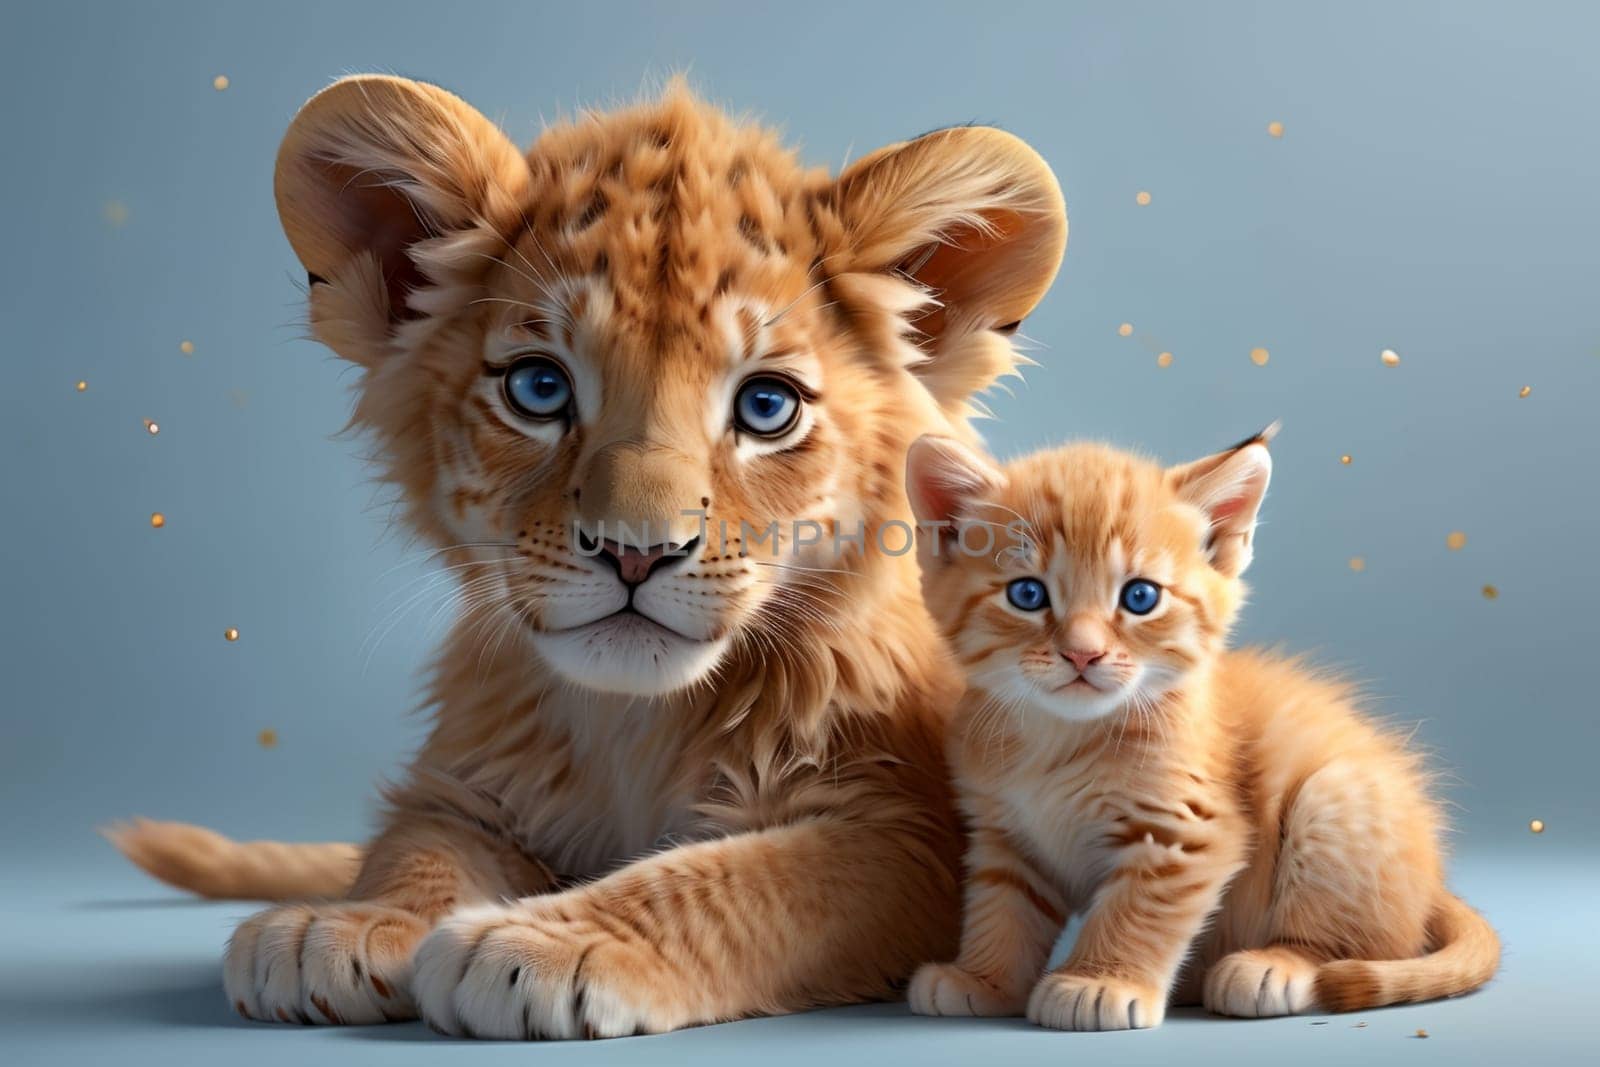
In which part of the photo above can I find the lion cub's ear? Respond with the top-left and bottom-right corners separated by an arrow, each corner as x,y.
835,127 -> 1066,407
275,75 -> 532,365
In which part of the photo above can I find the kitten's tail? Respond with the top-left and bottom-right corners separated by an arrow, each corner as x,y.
101,818 -> 362,900
1314,893 -> 1500,1011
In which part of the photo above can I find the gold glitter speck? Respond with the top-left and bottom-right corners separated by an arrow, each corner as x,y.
143,419 -> 159,436
1519,385 -> 1531,398
1250,347 -> 1270,366
1415,1029 -> 1429,1039
1381,349 -> 1400,367
1349,557 -> 1365,572
102,201 -> 129,227
1340,454 -> 1352,465
150,512 -> 165,529
213,75 -> 230,91
224,627 -> 240,642
258,728 -> 278,749
1118,323 -> 1134,337
1482,584 -> 1498,599
1135,191 -> 1152,206
180,340 -> 195,355
1267,121 -> 1285,138
75,380 -> 87,392
1157,352 -> 1173,368
1530,819 -> 1544,833
1446,531 -> 1467,551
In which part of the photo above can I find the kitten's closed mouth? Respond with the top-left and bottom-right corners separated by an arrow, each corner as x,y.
1054,677 -> 1104,694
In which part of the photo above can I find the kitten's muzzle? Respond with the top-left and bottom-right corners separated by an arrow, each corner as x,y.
1061,647 -> 1107,672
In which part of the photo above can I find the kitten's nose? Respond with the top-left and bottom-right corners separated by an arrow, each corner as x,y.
1061,647 -> 1107,672
1059,615 -> 1111,672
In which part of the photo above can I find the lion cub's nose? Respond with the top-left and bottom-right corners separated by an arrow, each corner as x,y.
594,538 -> 697,586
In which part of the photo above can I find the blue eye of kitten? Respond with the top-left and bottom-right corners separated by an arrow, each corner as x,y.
734,376 -> 802,437
1120,579 -> 1161,615
503,357 -> 573,419
1006,577 -> 1050,612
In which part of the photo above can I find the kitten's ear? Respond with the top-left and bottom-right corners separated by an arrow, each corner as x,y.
275,75 -> 532,365
1168,423 -> 1279,577
906,434 -> 1007,530
835,127 -> 1066,411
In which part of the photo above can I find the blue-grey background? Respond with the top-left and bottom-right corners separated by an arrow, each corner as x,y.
2,2 -> 1595,1064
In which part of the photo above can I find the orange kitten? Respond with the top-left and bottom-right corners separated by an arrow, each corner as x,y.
903,428 -> 1498,1030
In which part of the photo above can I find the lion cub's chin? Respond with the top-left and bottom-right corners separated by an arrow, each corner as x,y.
530,612 -> 732,697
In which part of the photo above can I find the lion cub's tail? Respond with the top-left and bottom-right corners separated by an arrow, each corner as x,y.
1315,893 -> 1500,1012
101,818 -> 362,900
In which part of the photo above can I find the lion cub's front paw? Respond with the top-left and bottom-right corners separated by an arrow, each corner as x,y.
412,900 -> 685,1040
1027,972 -> 1164,1031
224,903 -> 427,1024
908,963 -> 1025,1017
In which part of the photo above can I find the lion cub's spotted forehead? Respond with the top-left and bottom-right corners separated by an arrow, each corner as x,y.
506,88 -> 835,340
1000,445 -> 1205,573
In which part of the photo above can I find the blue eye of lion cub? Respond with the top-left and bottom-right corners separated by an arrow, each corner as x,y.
1006,577 -> 1050,612
734,376 -> 802,437
504,356 -> 573,420
1119,578 -> 1161,615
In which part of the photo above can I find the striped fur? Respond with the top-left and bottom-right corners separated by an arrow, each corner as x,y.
904,437 -> 1499,1030
110,76 -> 1069,1037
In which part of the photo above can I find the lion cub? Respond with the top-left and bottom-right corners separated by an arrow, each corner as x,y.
902,428 -> 1497,1030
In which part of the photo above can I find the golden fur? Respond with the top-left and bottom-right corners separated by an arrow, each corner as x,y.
903,431 -> 1499,1029
108,75 -> 1067,1037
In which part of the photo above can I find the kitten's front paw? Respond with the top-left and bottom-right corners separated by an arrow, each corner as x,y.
412,900 -> 684,1039
1027,973 -> 1164,1031
908,963 -> 1024,1017
1203,949 -> 1317,1017
224,903 -> 427,1024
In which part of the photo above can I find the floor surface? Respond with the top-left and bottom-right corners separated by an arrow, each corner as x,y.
3,848 -> 1589,1066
